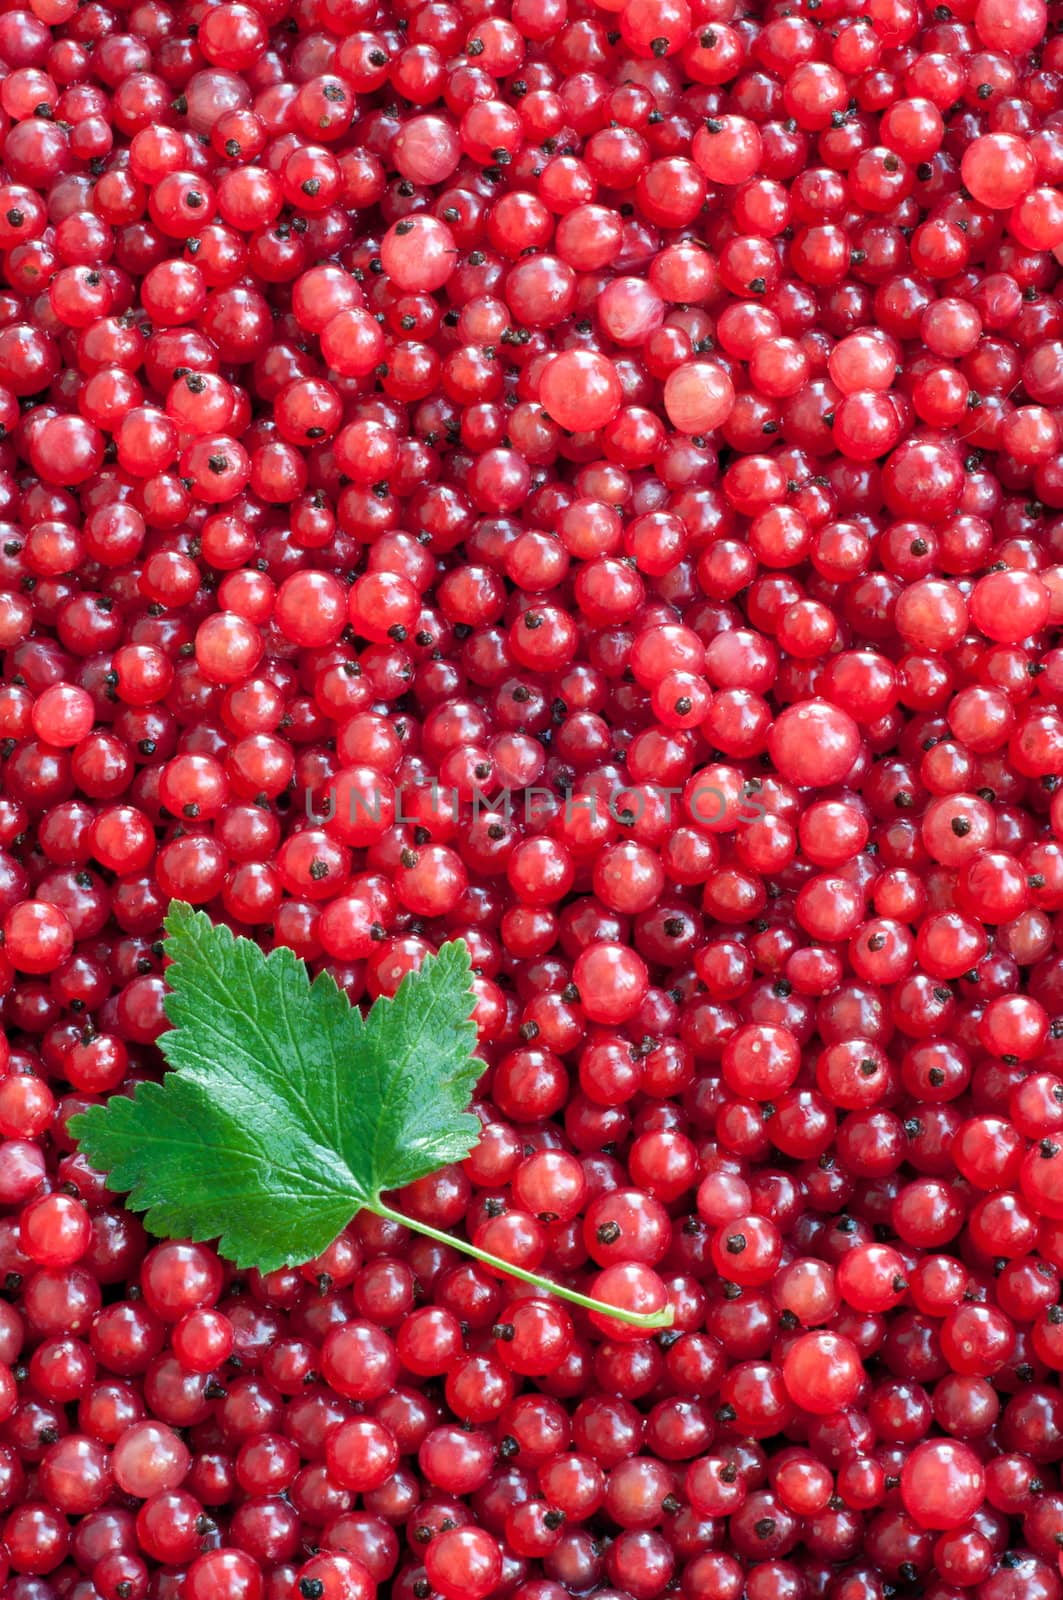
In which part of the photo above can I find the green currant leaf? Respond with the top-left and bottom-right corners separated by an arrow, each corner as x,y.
66,1075 -> 358,1272
70,902 -> 484,1272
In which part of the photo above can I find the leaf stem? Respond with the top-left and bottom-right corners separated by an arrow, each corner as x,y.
375,1203 -> 675,1331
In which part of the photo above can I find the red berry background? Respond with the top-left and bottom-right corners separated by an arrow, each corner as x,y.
0,0 -> 1061,1599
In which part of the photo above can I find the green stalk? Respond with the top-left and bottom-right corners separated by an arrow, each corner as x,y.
376,1203 -> 674,1331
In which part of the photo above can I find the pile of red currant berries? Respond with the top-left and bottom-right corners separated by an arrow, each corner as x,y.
0,0 -> 1063,1597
